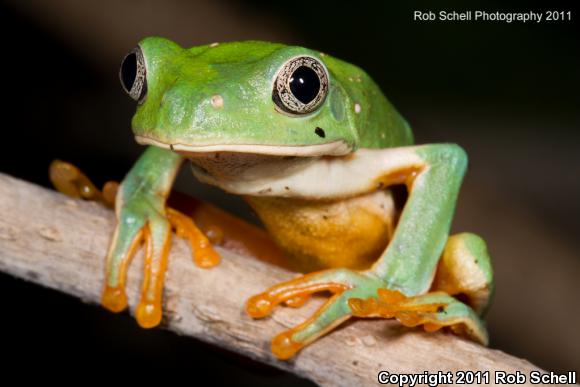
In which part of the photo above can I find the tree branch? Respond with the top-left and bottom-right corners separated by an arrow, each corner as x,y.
0,173 -> 545,386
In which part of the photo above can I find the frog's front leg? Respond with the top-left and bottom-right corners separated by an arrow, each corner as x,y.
100,146 -> 219,327
246,144 -> 475,359
247,269 -> 383,359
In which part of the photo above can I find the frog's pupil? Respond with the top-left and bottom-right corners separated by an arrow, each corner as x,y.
121,52 -> 137,92
289,66 -> 320,104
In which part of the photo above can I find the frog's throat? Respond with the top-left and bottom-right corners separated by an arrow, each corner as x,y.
135,135 -> 352,157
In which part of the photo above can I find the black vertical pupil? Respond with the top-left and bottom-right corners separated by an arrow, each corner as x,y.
289,66 -> 320,104
121,53 -> 137,91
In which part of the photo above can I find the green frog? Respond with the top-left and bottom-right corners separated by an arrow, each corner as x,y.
53,37 -> 493,360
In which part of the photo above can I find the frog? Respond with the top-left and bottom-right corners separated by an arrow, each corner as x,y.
53,36 -> 493,360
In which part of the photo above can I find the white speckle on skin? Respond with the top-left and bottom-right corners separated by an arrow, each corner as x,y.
209,42 -> 219,47
211,94 -> 224,108
348,77 -> 354,82
319,52 -> 326,57
354,103 -> 361,114
381,132 -> 386,139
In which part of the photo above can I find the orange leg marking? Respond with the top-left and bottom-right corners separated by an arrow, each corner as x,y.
283,295 -> 310,308
270,293 -> 350,360
102,181 -> 119,206
101,227 -> 145,313
167,208 -> 220,268
168,192 -> 288,268
349,288 -> 447,333
51,162 -> 287,269
135,225 -> 172,328
246,272 -> 349,319
101,209 -> 220,328
49,160 -> 118,207
246,269 -> 367,359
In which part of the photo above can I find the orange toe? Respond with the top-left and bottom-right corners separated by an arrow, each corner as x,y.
246,294 -> 274,318
167,208 -> 220,268
272,330 -> 303,360
101,285 -> 128,313
135,300 -> 163,328
193,246 -> 220,268
49,160 -> 116,206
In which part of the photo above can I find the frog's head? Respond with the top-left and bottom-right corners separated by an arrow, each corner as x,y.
120,37 -> 410,157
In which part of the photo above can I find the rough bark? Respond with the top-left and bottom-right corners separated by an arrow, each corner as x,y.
0,173 -> 547,386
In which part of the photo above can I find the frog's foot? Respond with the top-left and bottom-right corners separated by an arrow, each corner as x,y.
102,207 -> 219,328
349,289 -> 488,345
246,269 -> 381,359
49,160 -> 118,207
50,160 -> 220,325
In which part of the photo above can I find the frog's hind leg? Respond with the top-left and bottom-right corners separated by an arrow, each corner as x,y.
350,232 -> 493,344
431,232 -> 494,316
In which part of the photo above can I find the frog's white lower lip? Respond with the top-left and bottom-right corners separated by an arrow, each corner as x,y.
135,136 -> 351,157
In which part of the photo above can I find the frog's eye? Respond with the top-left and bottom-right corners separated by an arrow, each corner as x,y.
273,56 -> 329,115
119,47 -> 147,103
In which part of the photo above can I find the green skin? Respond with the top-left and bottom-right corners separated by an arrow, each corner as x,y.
110,37 -> 494,354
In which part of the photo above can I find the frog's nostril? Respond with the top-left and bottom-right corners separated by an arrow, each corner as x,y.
315,127 -> 326,138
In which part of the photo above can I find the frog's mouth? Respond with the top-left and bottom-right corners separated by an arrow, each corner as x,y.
135,135 -> 351,157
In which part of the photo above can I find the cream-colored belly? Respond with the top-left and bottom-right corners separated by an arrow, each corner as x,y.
245,190 -> 397,272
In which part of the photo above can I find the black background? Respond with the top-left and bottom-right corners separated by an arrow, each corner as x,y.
0,0 -> 578,384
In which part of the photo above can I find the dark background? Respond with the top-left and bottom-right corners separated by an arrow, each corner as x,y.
0,0 -> 578,384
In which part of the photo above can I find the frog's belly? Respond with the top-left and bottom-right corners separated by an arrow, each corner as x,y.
245,190 -> 396,272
